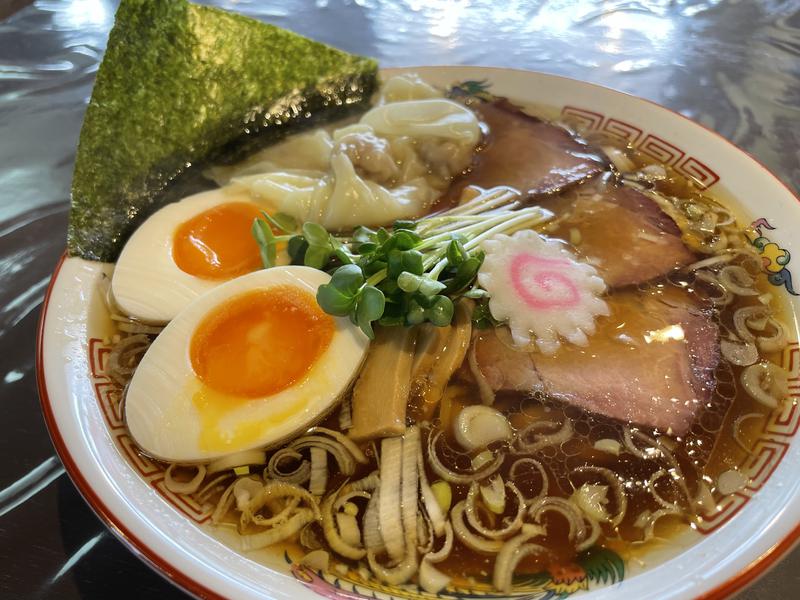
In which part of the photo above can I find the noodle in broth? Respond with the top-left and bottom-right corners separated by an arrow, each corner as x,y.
106,79 -> 793,594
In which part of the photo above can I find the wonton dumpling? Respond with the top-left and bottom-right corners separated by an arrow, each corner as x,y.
360,98 -> 480,145
361,98 -> 481,186
333,125 -> 400,184
225,76 -> 481,230
234,170 -> 331,224
208,130 -> 334,184
378,73 -> 441,103
238,151 -> 435,231
260,129 -> 334,171
321,153 -> 436,229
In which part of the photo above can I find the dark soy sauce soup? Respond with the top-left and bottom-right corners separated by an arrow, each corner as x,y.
112,89 -> 794,593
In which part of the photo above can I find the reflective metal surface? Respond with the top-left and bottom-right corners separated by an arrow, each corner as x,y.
1,1 -> 798,597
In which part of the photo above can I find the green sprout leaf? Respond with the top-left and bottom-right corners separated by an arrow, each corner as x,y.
391,230 -> 422,250
316,283 -> 357,317
261,211 -> 297,234
299,222 -> 335,268
287,235 -> 308,264
446,238 -> 468,267
447,253 -> 485,294
356,241 -> 378,254
464,287 -> 489,299
397,271 -> 423,293
279,190 -> 550,334
471,301 -> 498,329
377,278 -> 400,296
393,219 -> 417,232
426,295 -> 454,326
406,298 -> 426,325
330,264 -> 365,296
329,237 -> 354,265
398,272 -> 445,296
302,222 -> 331,247
251,217 -> 276,267
362,258 -> 387,277
356,285 -> 385,339
353,226 -> 376,245
387,249 -> 424,278
304,245 -> 331,269
317,265 -> 365,317
333,248 -> 354,265
418,277 -> 446,297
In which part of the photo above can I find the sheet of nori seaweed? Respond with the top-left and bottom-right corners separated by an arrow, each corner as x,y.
69,0 -> 378,262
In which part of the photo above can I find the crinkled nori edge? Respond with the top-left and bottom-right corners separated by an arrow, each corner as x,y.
68,0 -> 378,262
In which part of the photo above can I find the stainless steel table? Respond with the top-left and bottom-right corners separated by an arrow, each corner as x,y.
1,1 -> 798,597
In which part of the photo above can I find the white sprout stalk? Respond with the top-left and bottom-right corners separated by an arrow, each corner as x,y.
433,187 -> 520,217
418,207 -> 552,253
324,186 -> 553,298
425,208 -> 554,279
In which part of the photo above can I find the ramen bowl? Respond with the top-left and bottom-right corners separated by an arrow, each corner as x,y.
38,66 -> 800,600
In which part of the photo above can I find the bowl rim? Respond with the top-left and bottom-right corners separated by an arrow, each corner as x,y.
37,252 -> 225,600
36,64 -> 800,600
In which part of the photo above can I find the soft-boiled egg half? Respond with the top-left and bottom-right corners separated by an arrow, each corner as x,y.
112,187 -> 284,324
124,266 -> 369,462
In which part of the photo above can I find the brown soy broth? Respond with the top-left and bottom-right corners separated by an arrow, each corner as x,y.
425,388 -> 699,576
122,102 -> 796,588
421,312 -> 774,579
413,126 -> 795,575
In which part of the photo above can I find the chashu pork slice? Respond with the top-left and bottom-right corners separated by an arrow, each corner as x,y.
472,287 -> 719,435
546,182 -> 697,288
448,99 -> 607,200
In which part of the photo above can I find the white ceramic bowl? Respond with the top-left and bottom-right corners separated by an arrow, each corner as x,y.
38,66 -> 800,600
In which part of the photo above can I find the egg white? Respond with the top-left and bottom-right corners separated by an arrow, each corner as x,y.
111,187 -> 279,324
124,266 -> 369,463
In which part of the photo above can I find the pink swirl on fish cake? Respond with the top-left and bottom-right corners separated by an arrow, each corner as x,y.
510,252 -> 581,310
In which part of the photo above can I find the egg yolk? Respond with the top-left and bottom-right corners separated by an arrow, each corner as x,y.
189,286 -> 334,399
172,202 -> 265,280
